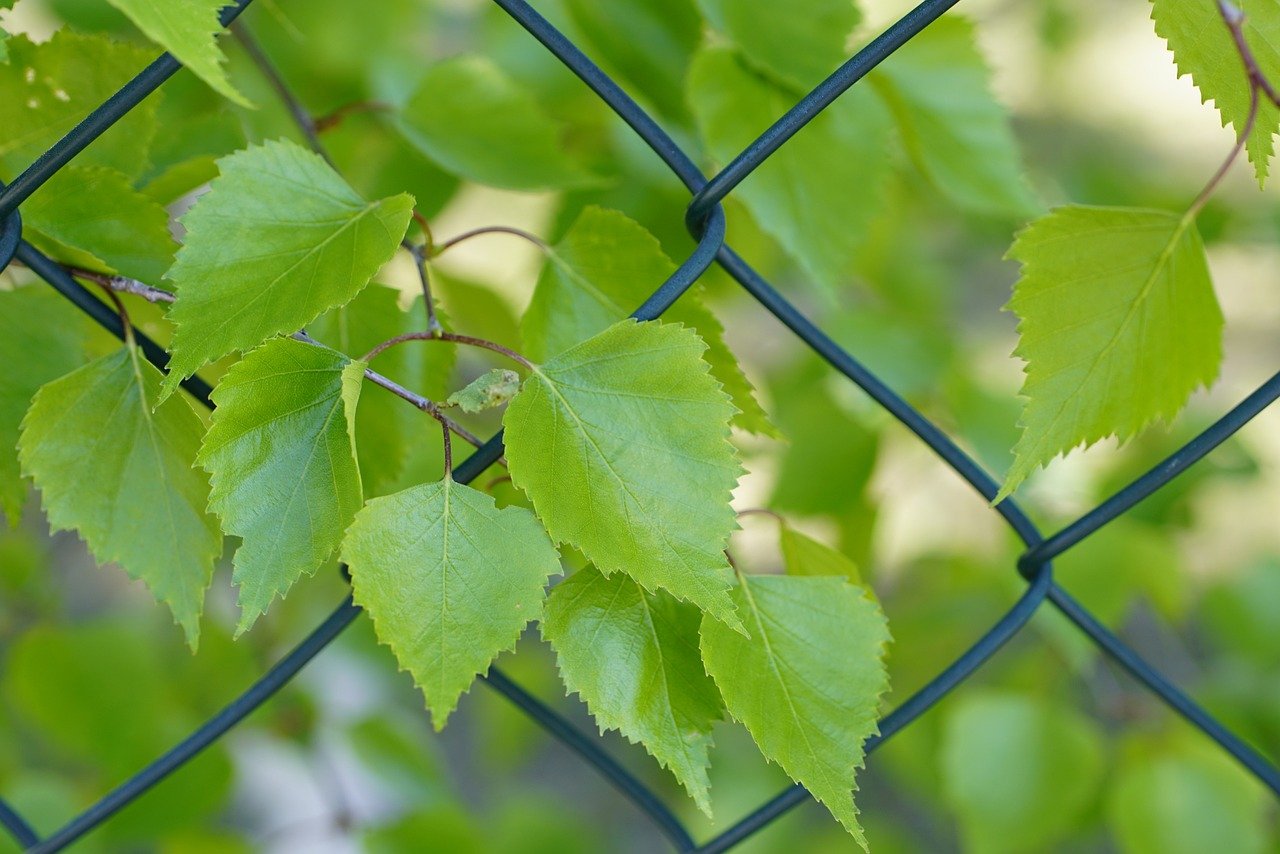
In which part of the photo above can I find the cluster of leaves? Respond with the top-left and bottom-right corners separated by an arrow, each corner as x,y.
0,0 -> 1277,848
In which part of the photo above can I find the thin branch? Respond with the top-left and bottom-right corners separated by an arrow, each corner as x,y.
313,100 -> 393,133
431,225 -> 550,258
409,244 -> 442,335
64,266 -> 174,304
1188,83 -> 1259,217
485,474 -> 513,492
94,280 -> 134,346
442,420 -> 453,478
412,210 -> 436,256
356,365 -> 493,455
230,21 -> 331,162
737,507 -> 786,525
362,330 -> 534,370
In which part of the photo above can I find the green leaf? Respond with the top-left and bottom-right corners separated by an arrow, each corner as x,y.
521,205 -> 775,436
688,46 -> 892,297
197,338 -> 365,634
161,139 -> 415,397
22,164 -> 177,282
542,566 -> 723,815
941,692 -> 1106,852
503,319 -> 743,628
998,206 -> 1222,499
1152,0 -> 1280,184
700,573 -> 890,846
105,0 -> 249,106
781,524 -> 862,583
0,288 -> 88,524
342,477 -> 561,727
695,0 -> 860,88
447,369 -> 521,413
0,31 -> 159,181
563,0 -> 702,122
308,284 -> 454,497
18,348 -> 220,648
1107,739 -> 1269,854
398,55 -> 595,191
870,16 -> 1037,217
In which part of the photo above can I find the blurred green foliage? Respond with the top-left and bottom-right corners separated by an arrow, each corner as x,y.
0,0 -> 1278,850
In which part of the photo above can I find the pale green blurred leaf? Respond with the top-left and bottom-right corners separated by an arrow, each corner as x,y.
688,46 -> 892,298
695,0 -> 859,88
1108,738 -> 1268,854
871,16 -> 1037,217
399,56 -> 595,191
941,692 -> 1105,852
564,0 -> 701,121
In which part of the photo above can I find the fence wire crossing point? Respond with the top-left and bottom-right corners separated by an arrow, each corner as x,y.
0,0 -> 1278,850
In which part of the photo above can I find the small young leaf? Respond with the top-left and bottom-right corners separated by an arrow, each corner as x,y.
198,338 -> 366,634
398,55 -> 595,191
0,32 -> 159,181
23,164 -> 177,283
503,320 -> 743,629
695,0 -> 860,89
161,139 -> 415,397
521,205 -> 775,436
998,206 -> 1222,498
1152,0 -> 1280,184
870,16 -> 1037,217
542,566 -> 723,815
105,0 -> 249,106
342,478 -> 561,728
781,524 -> 862,583
688,46 -> 892,297
700,573 -> 890,847
0,288 -> 88,524
19,348 -> 220,648
447,369 -> 521,413
309,284 -> 455,496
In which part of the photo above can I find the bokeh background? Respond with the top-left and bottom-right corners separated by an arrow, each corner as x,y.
1,0 -> 1278,850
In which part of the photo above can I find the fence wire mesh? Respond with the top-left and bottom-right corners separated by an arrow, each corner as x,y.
0,0 -> 1277,850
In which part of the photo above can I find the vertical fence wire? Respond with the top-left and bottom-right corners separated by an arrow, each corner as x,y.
0,0 -> 1276,850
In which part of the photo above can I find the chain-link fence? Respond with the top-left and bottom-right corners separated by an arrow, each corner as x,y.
0,0 -> 1277,850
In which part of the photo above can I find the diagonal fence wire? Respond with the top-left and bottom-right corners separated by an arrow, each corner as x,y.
0,0 -> 1275,850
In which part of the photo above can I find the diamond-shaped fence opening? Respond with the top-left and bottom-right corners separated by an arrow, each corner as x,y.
0,0 -> 1278,851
